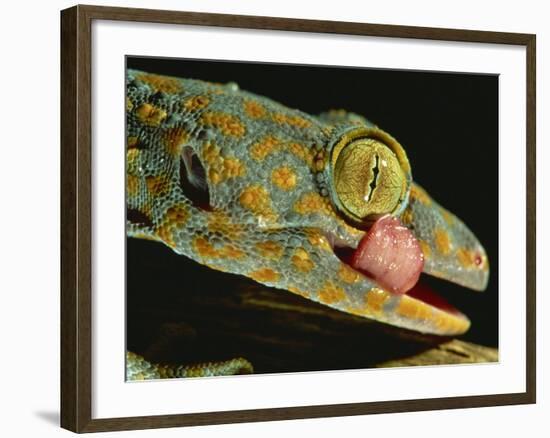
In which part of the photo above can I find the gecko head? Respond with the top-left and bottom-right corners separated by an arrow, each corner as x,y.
312,126 -> 490,334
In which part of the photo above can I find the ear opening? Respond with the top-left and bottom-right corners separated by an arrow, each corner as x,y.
179,146 -> 211,210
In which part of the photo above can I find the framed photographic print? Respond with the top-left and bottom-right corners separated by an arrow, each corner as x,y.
60,4 -> 536,433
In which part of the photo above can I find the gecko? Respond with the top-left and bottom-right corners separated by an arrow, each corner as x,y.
124,69 -> 489,380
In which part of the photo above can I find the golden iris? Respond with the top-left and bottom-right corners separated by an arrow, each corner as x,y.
333,138 -> 407,221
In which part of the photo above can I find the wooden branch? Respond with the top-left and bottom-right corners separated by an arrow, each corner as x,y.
376,339 -> 498,368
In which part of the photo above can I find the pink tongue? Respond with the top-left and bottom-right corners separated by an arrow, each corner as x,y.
351,215 -> 424,295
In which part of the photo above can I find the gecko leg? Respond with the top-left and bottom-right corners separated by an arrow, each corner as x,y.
126,352 -> 253,380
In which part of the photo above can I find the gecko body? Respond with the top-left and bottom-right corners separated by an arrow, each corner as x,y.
125,70 -> 489,379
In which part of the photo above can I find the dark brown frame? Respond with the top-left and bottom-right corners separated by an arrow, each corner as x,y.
60,4 -> 536,433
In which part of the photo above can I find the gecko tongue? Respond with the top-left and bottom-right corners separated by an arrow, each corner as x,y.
351,215 -> 424,295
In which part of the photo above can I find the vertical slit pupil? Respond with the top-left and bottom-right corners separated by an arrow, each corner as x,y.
366,155 -> 380,203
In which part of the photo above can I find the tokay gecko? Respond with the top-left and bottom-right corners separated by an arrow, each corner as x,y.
125,70 -> 489,380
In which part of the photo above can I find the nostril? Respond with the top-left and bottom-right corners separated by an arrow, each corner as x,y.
475,254 -> 483,266
179,146 -> 211,210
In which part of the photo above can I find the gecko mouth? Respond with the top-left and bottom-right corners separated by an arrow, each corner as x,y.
332,215 -> 466,320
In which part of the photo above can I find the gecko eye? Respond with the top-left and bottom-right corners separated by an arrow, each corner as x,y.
331,133 -> 410,223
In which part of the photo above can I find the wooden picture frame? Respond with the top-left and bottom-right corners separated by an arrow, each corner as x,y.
60,4 -> 536,433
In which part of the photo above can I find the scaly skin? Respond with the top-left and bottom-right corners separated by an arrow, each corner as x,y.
126,70 -> 489,378
126,352 -> 253,380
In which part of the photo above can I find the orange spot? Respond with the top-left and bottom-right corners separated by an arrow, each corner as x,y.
244,100 -> 266,118
440,208 -> 455,226
400,208 -> 414,226
136,103 -> 167,127
127,174 -> 140,197
202,142 -> 221,165
207,211 -> 243,239
338,264 -> 360,284
192,236 -> 245,260
209,170 -> 221,184
255,241 -> 284,260
239,185 -> 276,221
127,136 -> 139,149
208,159 -> 246,185
434,228 -> 453,255
202,142 -> 245,184
287,142 -> 314,168
145,175 -> 169,197
220,245 -> 245,259
396,295 -> 433,321
135,73 -> 182,94
457,247 -> 483,269
249,268 -> 280,283
220,157 -> 245,180
305,230 -> 332,251
434,310 -> 470,333
288,286 -> 310,299
272,112 -> 312,129
165,205 -> 188,222
318,281 -> 346,304
291,248 -> 314,272
192,236 -> 219,258
183,95 -> 210,112
249,138 -> 315,168
164,127 -> 189,156
364,288 -> 391,315
271,166 -> 297,190
157,205 -> 189,247
294,192 -> 328,215
200,111 -> 245,137
410,184 -> 432,205
313,150 -> 327,172
250,136 -> 281,161
314,158 -> 326,172
126,148 -> 140,165
394,295 -> 470,334
418,240 -> 432,259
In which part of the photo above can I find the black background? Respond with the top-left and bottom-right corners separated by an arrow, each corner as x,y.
127,56 -> 498,353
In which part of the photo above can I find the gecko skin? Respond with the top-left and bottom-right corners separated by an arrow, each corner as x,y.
125,70 -> 489,379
